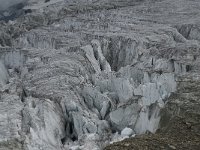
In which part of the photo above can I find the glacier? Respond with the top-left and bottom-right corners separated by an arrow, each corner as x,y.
0,0 -> 200,150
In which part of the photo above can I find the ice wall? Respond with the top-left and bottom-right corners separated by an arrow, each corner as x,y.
0,49 -> 26,69
0,61 -> 8,87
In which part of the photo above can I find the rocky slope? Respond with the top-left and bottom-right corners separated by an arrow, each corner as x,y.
0,0 -> 200,150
